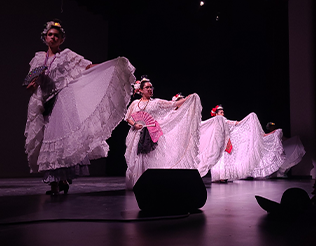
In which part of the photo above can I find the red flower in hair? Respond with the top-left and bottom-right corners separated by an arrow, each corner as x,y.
172,93 -> 184,101
210,105 -> 223,117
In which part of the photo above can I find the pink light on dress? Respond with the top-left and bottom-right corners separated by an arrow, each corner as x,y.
131,111 -> 163,143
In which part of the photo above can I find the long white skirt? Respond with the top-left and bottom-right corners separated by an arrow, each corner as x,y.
25,57 -> 135,173
125,94 -> 202,189
198,116 -> 230,177
276,136 -> 306,177
198,113 -> 285,181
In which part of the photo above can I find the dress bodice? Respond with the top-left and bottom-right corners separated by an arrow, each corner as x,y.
125,98 -> 177,122
29,48 -> 91,92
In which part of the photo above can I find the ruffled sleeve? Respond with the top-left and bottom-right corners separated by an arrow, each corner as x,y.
157,99 -> 177,109
225,118 -> 238,131
125,100 -> 139,121
147,99 -> 177,119
29,52 -> 46,71
48,48 -> 92,89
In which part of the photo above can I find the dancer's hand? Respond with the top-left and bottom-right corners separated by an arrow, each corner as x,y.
175,95 -> 190,108
26,78 -> 38,92
86,64 -> 98,70
134,123 -> 143,130
263,130 -> 276,137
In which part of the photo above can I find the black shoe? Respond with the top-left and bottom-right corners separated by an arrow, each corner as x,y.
46,182 -> 59,195
45,190 -> 59,195
59,181 -> 69,194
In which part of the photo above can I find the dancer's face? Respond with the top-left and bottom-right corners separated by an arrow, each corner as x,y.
45,28 -> 63,49
216,109 -> 224,116
140,82 -> 154,99
267,124 -> 276,132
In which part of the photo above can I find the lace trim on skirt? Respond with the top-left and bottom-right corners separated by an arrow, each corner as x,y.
37,57 -> 135,172
43,164 -> 90,183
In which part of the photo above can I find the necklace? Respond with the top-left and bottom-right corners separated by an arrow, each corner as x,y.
44,49 -> 60,75
138,98 -> 150,111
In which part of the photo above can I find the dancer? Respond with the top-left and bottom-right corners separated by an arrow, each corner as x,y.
124,76 -> 202,189
198,105 -> 231,180
266,122 -> 306,177
198,105 -> 285,182
24,20 -> 135,194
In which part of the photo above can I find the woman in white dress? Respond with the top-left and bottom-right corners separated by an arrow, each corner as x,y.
198,105 -> 285,182
266,122 -> 306,177
24,20 -> 135,194
124,76 -> 202,189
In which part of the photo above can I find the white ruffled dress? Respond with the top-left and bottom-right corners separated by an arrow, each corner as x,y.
276,135 -> 306,177
124,94 -> 202,189
24,49 -> 135,182
198,115 -> 231,177
198,113 -> 285,181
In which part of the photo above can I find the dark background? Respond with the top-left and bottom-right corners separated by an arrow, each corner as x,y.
0,0 -> 290,177
87,0 -> 289,124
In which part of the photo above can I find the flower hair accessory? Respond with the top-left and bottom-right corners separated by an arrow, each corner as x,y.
133,75 -> 151,95
172,93 -> 184,101
211,105 -> 223,116
140,75 -> 150,83
133,80 -> 141,95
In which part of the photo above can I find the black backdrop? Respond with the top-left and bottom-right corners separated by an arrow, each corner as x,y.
76,0 -> 289,123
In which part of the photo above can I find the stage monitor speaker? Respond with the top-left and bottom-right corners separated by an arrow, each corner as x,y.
133,169 -> 207,212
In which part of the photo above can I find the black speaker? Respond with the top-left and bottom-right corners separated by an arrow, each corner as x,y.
133,169 -> 207,212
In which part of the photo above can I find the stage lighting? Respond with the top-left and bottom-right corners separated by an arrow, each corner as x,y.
216,12 -> 220,21
200,1 -> 205,7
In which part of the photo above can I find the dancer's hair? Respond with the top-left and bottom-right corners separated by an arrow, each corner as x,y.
211,105 -> 223,116
139,75 -> 151,89
41,19 -> 66,44
133,75 -> 151,95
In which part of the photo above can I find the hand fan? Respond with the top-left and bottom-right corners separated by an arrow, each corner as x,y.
22,65 -> 47,87
131,111 -> 156,127
131,111 -> 163,142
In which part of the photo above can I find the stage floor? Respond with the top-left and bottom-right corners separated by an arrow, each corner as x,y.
0,176 -> 315,246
